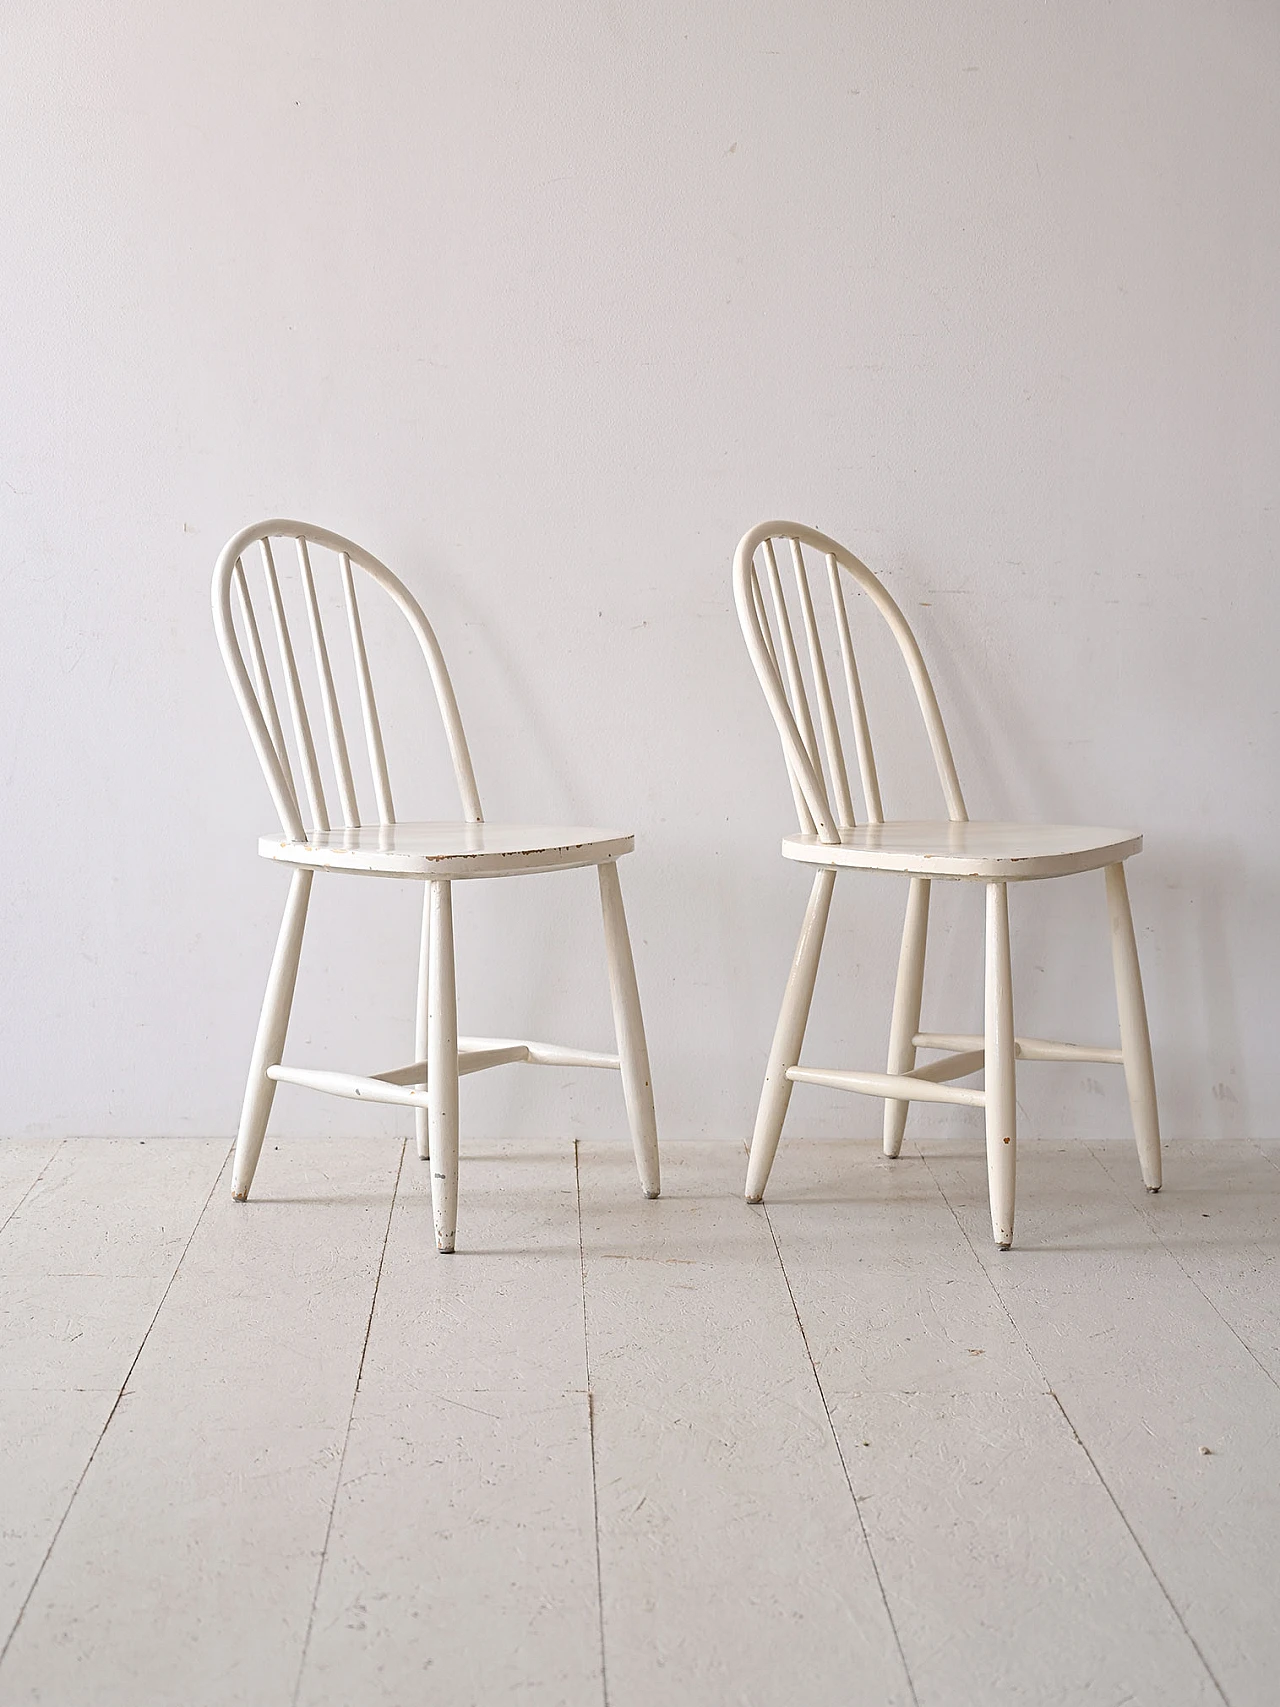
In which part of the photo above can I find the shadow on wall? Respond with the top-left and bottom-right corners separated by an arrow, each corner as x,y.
1151,835 -> 1259,1140
432,551 -> 600,826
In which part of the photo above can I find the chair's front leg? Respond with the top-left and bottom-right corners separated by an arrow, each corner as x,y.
427,879 -> 460,1252
414,885 -> 431,1162
233,868 -> 313,1201
1105,861 -> 1162,1191
598,860 -> 660,1198
984,880 -> 1017,1249
883,876 -> 931,1158
746,867 -> 836,1203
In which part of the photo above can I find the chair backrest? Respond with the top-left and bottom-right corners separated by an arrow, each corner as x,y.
212,520 -> 482,840
733,520 -> 967,844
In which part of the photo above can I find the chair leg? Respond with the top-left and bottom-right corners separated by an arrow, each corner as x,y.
598,860 -> 661,1198
414,885 -> 431,1161
232,869 -> 313,1201
427,879 -> 460,1253
984,880 -> 1017,1249
1105,861 -> 1162,1191
883,876 -> 931,1158
746,867 -> 836,1203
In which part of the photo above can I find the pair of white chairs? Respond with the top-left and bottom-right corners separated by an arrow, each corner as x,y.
212,520 -> 659,1254
213,519 -> 1160,1253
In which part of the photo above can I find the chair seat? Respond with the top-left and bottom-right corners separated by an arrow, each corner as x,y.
259,821 -> 634,879
782,820 -> 1142,881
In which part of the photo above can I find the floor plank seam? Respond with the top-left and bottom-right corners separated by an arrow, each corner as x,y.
0,1139 -> 67,1242
760,1202 -> 921,1707
915,1145 -> 1233,1707
575,1140 -> 610,1707
0,1137 -> 233,1672
1247,1138 -> 1280,1176
1046,1389 -> 1232,1707
289,1137 -> 406,1707
1087,1141 -> 1280,1399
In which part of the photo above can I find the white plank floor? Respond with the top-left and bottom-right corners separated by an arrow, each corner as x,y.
1,1135 -> 1278,1706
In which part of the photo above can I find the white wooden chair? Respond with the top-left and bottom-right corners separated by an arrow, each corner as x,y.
734,520 -> 1160,1249
212,520 -> 660,1252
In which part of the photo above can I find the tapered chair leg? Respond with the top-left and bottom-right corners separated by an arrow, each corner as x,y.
232,868 -> 313,1201
598,860 -> 660,1198
883,876 -> 931,1158
1105,861 -> 1162,1191
746,867 -> 837,1203
984,880 -> 1017,1249
414,885 -> 431,1161
427,880 -> 460,1253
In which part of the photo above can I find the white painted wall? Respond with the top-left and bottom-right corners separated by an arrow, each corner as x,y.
2,2 -> 1277,1146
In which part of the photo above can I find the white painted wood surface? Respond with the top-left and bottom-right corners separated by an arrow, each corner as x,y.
0,1141 -> 225,1392
1091,1137 -> 1280,1386
300,1391 -> 600,1707
764,1140 -> 1217,1706
915,1031 -> 1124,1064
597,859 -> 661,1198
257,821 -> 635,879
0,1140 -> 226,1665
213,521 -> 661,1242
922,1137 -> 1277,1706
883,876 -> 930,1157
4,1136 -> 1279,1706
782,819 -> 1143,879
578,1140 -> 912,1706
1106,859 -> 1163,1190
0,1139 -> 400,1706
414,888 -> 430,1162
0,1142 -> 62,1234
216,522 -> 482,838
735,520 -> 1162,1245
426,878 -> 460,1253
839,1390 -> 1219,1707
231,866 -> 311,1200
745,867 -> 836,1202
788,1061 -> 987,1108
984,879 -> 1017,1247
297,1142 -> 599,1705
736,521 -> 967,837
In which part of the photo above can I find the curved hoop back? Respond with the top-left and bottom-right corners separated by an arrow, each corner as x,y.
733,520 -> 967,844
212,520 -> 482,840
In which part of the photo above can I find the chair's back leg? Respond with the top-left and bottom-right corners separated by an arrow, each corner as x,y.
883,877 -> 932,1158
232,868 -> 313,1200
414,886 -> 432,1162
984,880 -> 1017,1249
598,860 -> 661,1198
1105,861 -> 1162,1191
746,867 -> 837,1203
427,880 -> 460,1252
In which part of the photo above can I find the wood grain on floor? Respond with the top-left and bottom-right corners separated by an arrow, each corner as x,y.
1,1136 -> 1277,1706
